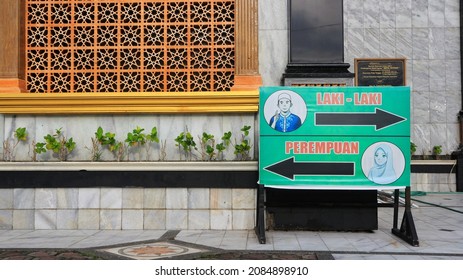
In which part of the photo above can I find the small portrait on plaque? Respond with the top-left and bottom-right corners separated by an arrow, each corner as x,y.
264,90 -> 307,133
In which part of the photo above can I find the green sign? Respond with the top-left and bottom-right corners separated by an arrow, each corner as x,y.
259,86 -> 410,189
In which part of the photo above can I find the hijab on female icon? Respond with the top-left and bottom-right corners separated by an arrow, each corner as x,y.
368,144 -> 397,184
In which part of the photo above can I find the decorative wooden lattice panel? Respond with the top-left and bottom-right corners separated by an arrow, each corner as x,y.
26,0 -> 235,93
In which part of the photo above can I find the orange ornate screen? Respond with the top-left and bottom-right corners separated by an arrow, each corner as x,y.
25,0 -> 235,93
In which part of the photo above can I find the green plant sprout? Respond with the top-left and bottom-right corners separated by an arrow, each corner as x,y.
234,125 -> 252,161
175,127 -> 197,161
215,131 -> 232,160
35,128 -> 76,161
2,127 -> 28,161
95,126 -> 126,162
410,142 -> 417,155
432,145 -> 442,156
199,132 -> 216,160
125,126 -> 159,161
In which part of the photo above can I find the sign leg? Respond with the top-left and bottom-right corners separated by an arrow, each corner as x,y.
391,187 -> 419,246
254,184 -> 266,244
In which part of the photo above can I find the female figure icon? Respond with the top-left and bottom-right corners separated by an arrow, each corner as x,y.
367,144 -> 397,184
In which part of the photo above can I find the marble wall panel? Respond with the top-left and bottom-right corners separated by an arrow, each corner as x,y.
380,0 -> 396,28
413,124 -> 431,155
412,28 -> 430,59
78,188 -> 100,209
122,209 -> 143,229
430,91 -> 447,124
379,29 -> 396,57
210,209 -> 232,230
412,60 -> 430,91
101,188 -> 122,209
144,209 -> 166,229
13,189 -> 35,209
429,0 -> 445,27
78,209 -> 100,229
57,188 -> 79,209
122,188 -> 143,209
0,210 -> 12,229
57,209 -> 78,229
364,0 -> 380,28
188,188 -> 210,209
210,188 -> 232,209
166,188 -> 188,209
35,209 -> 56,229
100,210 -> 121,230
259,0 -> 287,30
396,29 -> 413,58
445,28 -> 460,60
0,189 -> 13,209
396,0 -> 412,28
412,0 -> 429,28
144,188 -> 166,209
232,209 -> 254,230
232,189 -> 255,209
413,91 -> 430,124
166,209 -> 188,229
345,0 -> 363,28
429,28 -> 446,60
430,123 -> 448,151
13,210 -> 34,229
188,209 -> 210,230
259,30 -> 288,86
445,0 -> 460,27
445,60 -> 461,91
35,188 -> 57,209
447,123 -> 460,152
429,60 -> 446,91
363,29 -> 380,57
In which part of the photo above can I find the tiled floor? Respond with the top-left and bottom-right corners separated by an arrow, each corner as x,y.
0,193 -> 462,260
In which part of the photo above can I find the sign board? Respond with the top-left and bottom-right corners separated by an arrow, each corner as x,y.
355,58 -> 406,86
259,86 -> 410,189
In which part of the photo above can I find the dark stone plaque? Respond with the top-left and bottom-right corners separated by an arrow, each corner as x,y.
355,58 -> 406,86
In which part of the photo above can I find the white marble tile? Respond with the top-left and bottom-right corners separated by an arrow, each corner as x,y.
57,188 -> 79,209
78,209 -> 100,229
122,209 -> 143,229
396,0 -> 412,28
363,0 -> 380,28
122,188 -> 143,209
100,209 -> 121,230
429,28 -> 446,60
445,60 -> 461,91
144,210 -> 166,229
430,93 -> 447,123
445,27 -> 460,60
345,28 -> 364,58
78,188 -> 100,208
0,210 -> 13,229
412,0 -> 429,27
166,188 -> 187,209
444,0 -> 460,27
166,209 -> 187,229
188,209 -> 210,230
259,30 -> 288,86
101,188 -> 122,209
259,0 -> 287,30
429,60 -> 446,91
345,0 -> 364,28
210,188 -> 232,209
188,188 -> 209,209
35,188 -> 57,209
210,209 -> 232,230
232,209 -> 254,230
12,210 -> 34,230
144,188 -> 166,208
396,28 -> 413,58
232,189 -> 255,209
35,210 -> 56,230
412,60 -> 430,91
380,0 -> 395,28
57,209 -> 78,229
13,189 -> 35,209
363,28 -> 380,57
0,189 -> 13,209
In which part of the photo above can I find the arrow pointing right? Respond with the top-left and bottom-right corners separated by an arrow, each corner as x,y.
315,108 -> 406,130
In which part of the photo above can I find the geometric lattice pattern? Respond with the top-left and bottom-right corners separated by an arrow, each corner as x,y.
26,0 -> 235,93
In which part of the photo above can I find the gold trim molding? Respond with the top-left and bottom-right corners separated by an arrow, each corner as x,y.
0,91 -> 259,114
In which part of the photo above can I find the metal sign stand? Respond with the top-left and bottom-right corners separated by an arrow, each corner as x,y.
255,185 -> 419,246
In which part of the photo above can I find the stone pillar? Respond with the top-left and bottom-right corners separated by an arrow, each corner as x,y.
232,0 -> 262,90
0,0 -> 26,93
